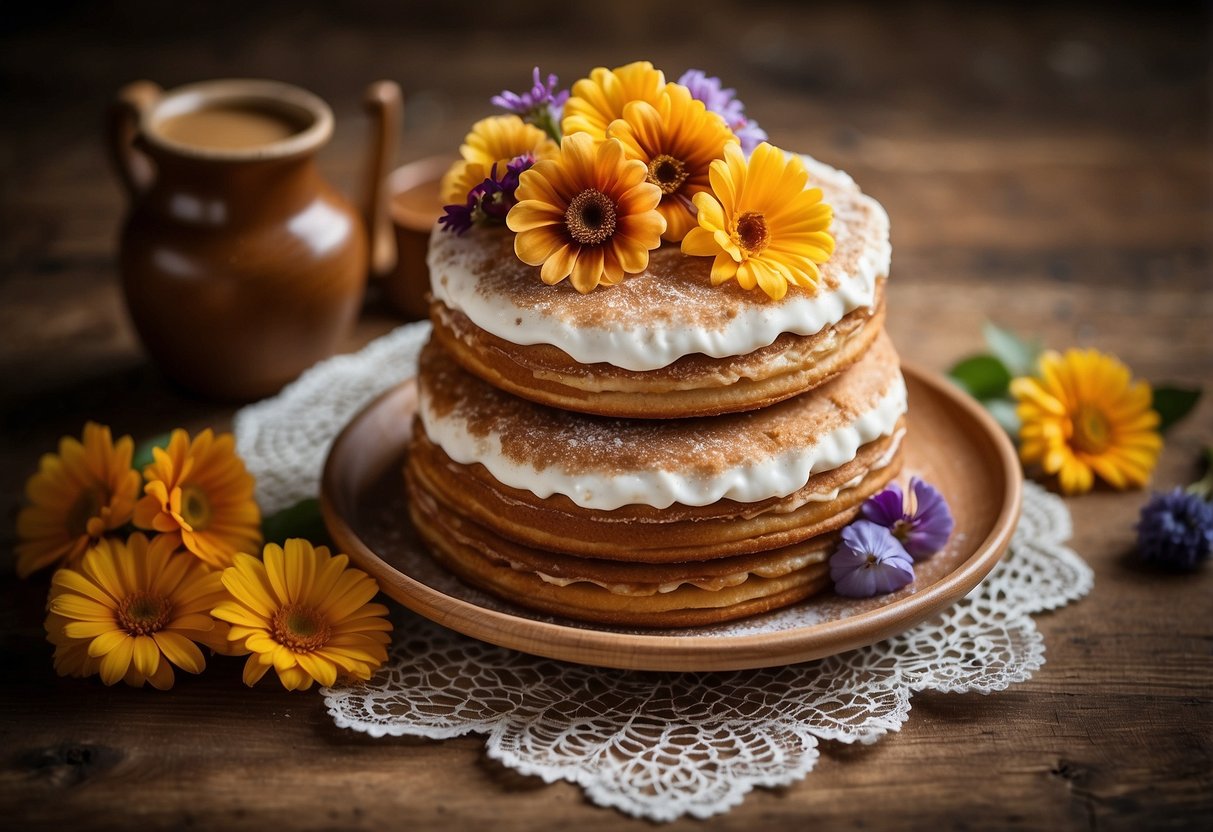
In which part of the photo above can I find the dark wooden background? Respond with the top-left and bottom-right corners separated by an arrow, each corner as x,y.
1,2 -> 1210,829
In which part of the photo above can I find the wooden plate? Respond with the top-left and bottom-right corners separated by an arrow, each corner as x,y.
320,364 -> 1022,671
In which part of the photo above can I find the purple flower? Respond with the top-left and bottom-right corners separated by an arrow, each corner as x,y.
492,67 -> 568,141
830,520 -> 916,598
1136,488 -> 1213,570
677,69 -> 768,154
438,154 -> 535,235
861,477 -> 954,560
437,200 -> 475,235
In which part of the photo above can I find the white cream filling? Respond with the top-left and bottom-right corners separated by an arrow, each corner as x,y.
428,156 -> 891,372
420,374 -> 907,511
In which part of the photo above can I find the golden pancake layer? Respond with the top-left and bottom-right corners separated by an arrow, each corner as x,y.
405,333 -> 906,626
426,156 -> 889,418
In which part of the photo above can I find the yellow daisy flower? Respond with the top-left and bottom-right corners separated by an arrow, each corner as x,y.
440,114 -> 558,204
213,539 -> 392,691
16,422 -> 141,578
506,132 -> 666,293
45,532 -> 231,689
133,428 -> 261,570
1011,349 -> 1162,495
682,142 -> 835,301
607,83 -> 738,242
561,60 -> 668,140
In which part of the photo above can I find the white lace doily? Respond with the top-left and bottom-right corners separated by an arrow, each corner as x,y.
234,323 -> 1093,822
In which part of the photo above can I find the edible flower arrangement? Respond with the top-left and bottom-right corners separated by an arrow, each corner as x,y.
18,423 -> 391,690
439,61 -> 834,300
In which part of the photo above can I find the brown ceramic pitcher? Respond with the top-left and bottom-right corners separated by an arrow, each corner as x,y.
108,78 -> 400,400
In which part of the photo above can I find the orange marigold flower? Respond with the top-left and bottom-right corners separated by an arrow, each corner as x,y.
561,60 -> 668,140
212,539 -> 392,691
607,82 -> 738,242
1012,349 -> 1162,495
506,132 -> 666,293
682,142 -> 835,300
16,422 -> 140,578
45,532 -> 232,689
133,428 -> 261,570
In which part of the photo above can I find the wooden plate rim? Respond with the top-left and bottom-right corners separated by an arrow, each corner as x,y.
320,362 -> 1023,671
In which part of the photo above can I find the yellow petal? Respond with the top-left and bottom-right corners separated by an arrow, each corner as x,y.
540,244 -> 578,285
131,635 -> 161,677
296,652 -> 339,688
681,226 -> 719,257
153,630 -> 206,674
98,636 -> 135,685
242,653 -> 271,687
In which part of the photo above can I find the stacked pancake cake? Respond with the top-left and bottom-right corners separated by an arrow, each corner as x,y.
406,62 -> 905,627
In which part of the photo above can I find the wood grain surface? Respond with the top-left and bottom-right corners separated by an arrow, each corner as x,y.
1,2 -> 1210,829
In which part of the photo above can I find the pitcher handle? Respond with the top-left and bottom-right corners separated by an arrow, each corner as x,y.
361,80 -> 403,280
107,80 -> 162,198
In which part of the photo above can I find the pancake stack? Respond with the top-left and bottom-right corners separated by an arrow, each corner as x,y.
406,156 -> 905,627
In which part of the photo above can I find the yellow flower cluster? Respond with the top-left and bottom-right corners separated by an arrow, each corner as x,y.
449,61 -> 835,298
18,423 -> 392,691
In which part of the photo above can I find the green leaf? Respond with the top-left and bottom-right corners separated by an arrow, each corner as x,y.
261,498 -> 330,547
983,321 -> 1043,378
1152,385 -> 1202,433
984,397 -> 1021,437
948,355 -> 1012,401
1187,446 -> 1213,501
131,431 -> 173,472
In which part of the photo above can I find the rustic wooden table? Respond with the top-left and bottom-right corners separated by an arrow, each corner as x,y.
2,3 -> 1210,829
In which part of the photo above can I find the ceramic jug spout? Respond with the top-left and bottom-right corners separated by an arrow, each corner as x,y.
360,80 -> 403,280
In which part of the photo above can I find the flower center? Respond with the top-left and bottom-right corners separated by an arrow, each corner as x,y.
891,519 -> 912,543
646,154 -> 689,195
179,485 -> 211,530
117,591 -> 172,636
271,604 -> 331,653
736,211 -> 770,254
564,188 -> 618,246
66,488 -> 102,538
1072,405 -> 1111,454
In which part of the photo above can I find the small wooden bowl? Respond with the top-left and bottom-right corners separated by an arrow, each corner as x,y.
383,155 -> 450,320
320,364 -> 1022,671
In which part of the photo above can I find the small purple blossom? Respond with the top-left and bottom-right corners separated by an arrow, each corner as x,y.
830,520 -> 916,598
437,200 -> 475,235
677,69 -> 768,154
438,154 -> 535,236
1136,488 -> 1213,570
492,67 -> 568,141
862,477 -> 954,560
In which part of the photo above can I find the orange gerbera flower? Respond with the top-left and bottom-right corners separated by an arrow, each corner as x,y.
45,532 -> 232,689
561,60 -> 668,140
213,539 -> 392,691
682,142 -> 835,300
1012,349 -> 1162,495
440,115 -> 558,204
133,428 -> 261,570
16,422 -> 141,578
608,83 -> 737,241
506,132 -> 666,293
